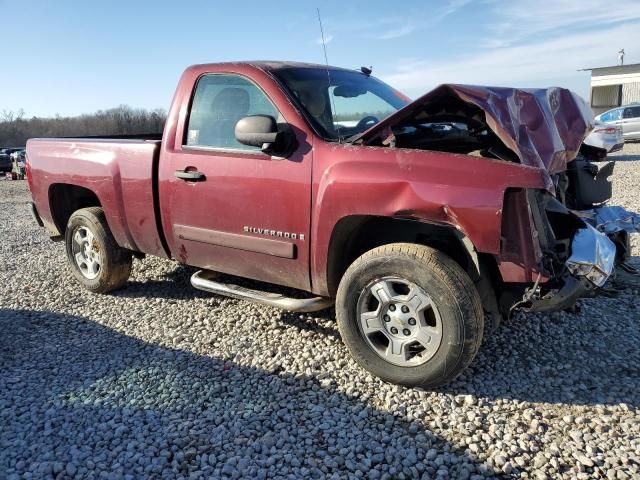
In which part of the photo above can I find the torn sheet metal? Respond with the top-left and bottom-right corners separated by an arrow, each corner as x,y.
354,84 -> 594,187
566,225 -> 616,287
581,205 -> 640,234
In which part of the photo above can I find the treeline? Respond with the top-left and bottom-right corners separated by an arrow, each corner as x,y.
0,106 -> 167,146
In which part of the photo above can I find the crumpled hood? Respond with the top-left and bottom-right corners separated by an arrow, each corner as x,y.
354,84 -> 594,176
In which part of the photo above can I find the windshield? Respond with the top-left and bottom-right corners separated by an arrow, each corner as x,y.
272,67 -> 410,141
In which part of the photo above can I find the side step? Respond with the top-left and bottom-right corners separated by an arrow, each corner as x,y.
191,270 -> 334,313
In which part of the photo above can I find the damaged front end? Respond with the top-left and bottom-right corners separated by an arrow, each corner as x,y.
505,177 -> 640,313
503,189 -> 616,313
522,154 -> 640,312
351,83 -> 638,314
565,225 -> 615,288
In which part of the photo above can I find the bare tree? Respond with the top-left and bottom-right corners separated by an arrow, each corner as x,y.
0,106 -> 167,146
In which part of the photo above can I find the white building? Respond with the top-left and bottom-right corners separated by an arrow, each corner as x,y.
581,63 -> 640,114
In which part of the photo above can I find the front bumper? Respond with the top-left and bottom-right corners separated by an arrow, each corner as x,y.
519,275 -> 591,313
565,224 -> 616,287
514,223 -> 617,313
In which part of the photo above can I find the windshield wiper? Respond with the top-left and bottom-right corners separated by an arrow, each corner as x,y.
343,133 -> 363,144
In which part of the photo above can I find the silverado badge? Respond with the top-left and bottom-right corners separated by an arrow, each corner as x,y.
243,226 -> 305,241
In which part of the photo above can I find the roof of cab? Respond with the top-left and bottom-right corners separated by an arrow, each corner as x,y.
187,61 -> 355,73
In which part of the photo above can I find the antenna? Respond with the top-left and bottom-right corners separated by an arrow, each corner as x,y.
316,8 -> 342,141
317,8 -> 330,69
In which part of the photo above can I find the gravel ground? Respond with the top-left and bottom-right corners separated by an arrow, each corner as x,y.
1,146 -> 639,479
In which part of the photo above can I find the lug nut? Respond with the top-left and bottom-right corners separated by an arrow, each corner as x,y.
388,304 -> 396,311
401,305 -> 409,313
383,315 -> 391,322
408,318 -> 416,326
403,329 -> 411,336
390,327 -> 398,335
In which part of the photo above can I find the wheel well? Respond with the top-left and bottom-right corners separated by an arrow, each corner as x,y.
49,184 -> 101,234
326,215 -> 501,301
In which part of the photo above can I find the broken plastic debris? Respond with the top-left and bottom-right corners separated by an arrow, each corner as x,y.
583,205 -> 640,234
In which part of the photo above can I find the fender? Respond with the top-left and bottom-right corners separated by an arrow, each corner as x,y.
310,142 -> 548,296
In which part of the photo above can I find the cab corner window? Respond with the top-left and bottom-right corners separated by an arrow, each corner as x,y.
185,74 -> 279,151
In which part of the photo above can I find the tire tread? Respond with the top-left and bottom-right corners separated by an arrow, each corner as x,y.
65,207 -> 132,293
336,242 -> 484,388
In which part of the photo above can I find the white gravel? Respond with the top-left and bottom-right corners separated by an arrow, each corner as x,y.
1,145 -> 639,479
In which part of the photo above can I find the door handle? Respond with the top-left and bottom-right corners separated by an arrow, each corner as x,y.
175,169 -> 205,181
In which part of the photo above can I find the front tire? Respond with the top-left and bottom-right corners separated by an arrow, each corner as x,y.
336,243 -> 484,388
65,207 -> 132,293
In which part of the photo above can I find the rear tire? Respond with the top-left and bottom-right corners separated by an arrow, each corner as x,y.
336,243 -> 484,388
65,207 -> 132,293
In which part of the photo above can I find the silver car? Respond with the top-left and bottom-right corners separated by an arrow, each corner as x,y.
595,104 -> 640,141
584,121 -> 624,153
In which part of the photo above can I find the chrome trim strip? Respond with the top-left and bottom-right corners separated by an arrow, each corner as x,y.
175,224 -> 295,259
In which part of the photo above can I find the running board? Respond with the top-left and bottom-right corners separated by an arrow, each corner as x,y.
191,270 -> 334,313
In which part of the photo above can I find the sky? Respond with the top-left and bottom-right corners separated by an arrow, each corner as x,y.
1,0 -> 640,118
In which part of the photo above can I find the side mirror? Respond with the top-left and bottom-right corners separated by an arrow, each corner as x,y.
235,115 -> 279,150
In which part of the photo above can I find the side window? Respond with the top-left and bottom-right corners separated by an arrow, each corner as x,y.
623,106 -> 640,119
610,108 -> 623,121
185,74 -> 279,150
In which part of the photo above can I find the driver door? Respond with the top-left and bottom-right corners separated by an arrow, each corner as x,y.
163,73 -> 313,290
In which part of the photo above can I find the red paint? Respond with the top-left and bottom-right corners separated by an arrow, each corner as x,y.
27,62 -> 556,297
310,142 -> 547,293
157,64 -> 315,289
26,138 -> 167,258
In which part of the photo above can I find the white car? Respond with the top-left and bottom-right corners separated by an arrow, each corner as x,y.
595,104 -> 640,141
584,121 -> 624,153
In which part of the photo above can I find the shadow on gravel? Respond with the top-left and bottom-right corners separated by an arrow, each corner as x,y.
609,146 -> 640,162
441,274 -> 640,408
0,308 -> 499,479
608,154 -> 640,161
116,262 -> 342,341
280,300 -> 640,408
278,310 -> 340,340
113,259 -> 640,409
114,264 -> 209,301
117,263 -> 331,304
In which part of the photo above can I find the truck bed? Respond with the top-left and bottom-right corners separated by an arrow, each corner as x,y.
26,137 -> 169,258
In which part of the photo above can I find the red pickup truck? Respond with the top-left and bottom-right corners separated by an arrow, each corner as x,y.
26,61 -> 633,387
